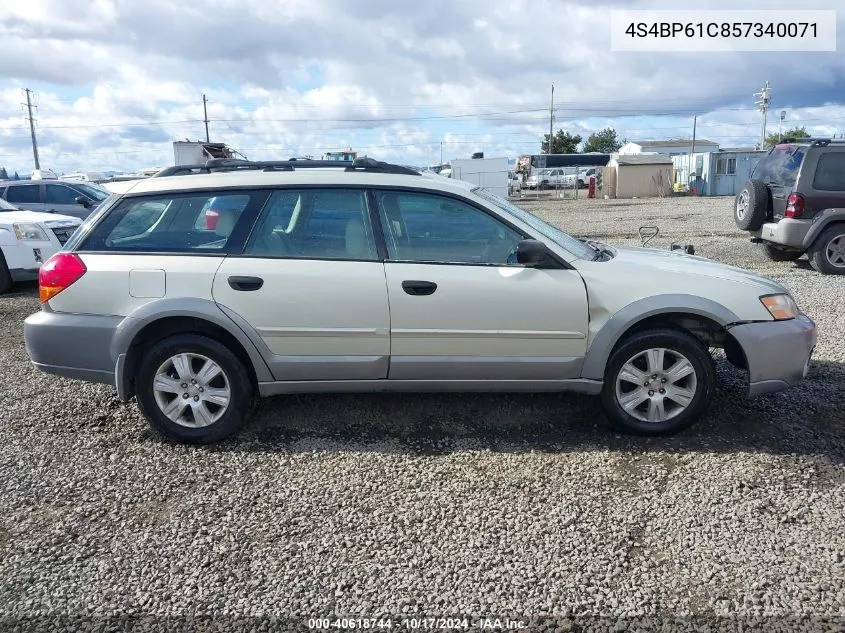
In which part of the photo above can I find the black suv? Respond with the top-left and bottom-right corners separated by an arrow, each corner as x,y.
733,138 -> 845,274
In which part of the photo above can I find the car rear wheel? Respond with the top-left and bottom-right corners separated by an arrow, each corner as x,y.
136,334 -> 253,443
762,243 -> 804,262
600,329 -> 715,435
808,224 -> 845,275
734,180 -> 769,231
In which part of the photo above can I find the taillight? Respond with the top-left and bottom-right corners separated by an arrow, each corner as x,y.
786,193 -> 805,218
205,209 -> 220,230
38,253 -> 87,303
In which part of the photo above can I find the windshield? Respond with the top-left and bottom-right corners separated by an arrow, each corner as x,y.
471,187 -> 596,260
751,145 -> 806,189
72,183 -> 110,202
0,198 -> 18,211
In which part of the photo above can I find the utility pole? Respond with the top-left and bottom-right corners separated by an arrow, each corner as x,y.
754,81 -> 771,149
440,141 -> 443,166
688,114 -> 697,186
202,94 -> 210,143
548,83 -> 554,154
23,88 -> 40,170
779,110 -> 786,142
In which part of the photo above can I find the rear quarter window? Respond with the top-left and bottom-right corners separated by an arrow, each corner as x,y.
79,192 -> 254,253
812,153 -> 845,191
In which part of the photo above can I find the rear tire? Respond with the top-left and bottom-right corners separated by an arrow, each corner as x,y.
808,224 -> 845,275
734,180 -> 769,231
600,328 -> 715,435
0,252 -> 11,295
762,243 -> 803,262
136,334 -> 253,443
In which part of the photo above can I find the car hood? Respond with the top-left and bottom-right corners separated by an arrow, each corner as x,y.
608,245 -> 788,294
0,210 -> 81,225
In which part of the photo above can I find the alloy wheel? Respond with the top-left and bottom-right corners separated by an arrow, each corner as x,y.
152,353 -> 231,428
615,347 -> 698,423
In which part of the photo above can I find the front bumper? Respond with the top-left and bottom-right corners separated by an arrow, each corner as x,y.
727,313 -> 817,397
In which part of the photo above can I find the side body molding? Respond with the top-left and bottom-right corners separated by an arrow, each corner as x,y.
580,294 -> 741,381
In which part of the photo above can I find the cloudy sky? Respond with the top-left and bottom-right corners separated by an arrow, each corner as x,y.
0,0 -> 842,175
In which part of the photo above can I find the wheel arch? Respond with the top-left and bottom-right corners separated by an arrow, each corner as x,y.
581,295 -> 743,381
112,298 -> 274,401
803,214 -> 845,249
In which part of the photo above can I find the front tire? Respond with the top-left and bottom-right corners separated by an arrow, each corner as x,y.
808,224 -> 845,275
600,329 -> 715,435
0,252 -> 11,295
136,334 -> 253,443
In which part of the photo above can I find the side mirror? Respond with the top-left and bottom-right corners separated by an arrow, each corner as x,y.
516,239 -> 556,267
75,196 -> 92,208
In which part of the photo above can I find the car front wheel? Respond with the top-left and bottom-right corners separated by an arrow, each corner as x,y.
136,334 -> 253,443
600,328 -> 715,435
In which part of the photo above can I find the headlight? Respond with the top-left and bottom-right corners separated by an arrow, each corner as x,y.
760,294 -> 799,320
13,223 -> 49,241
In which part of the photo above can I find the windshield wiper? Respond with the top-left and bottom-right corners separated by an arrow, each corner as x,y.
585,239 -> 612,261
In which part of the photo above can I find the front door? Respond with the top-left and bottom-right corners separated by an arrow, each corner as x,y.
373,190 -> 589,381
44,183 -> 91,220
213,188 -> 390,381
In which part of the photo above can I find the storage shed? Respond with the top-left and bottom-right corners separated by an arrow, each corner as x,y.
603,154 -> 673,198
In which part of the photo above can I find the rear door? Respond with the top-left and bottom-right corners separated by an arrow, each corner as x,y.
802,148 -> 845,216
212,188 -> 390,381
4,183 -> 44,212
752,145 -> 807,220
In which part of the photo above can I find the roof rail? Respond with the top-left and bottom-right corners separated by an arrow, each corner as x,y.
152,165 -> 210,177
779,137 -> 845,146
150,157 -> 421,178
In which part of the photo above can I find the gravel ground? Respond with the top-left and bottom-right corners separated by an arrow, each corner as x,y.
1,195 -> 844,632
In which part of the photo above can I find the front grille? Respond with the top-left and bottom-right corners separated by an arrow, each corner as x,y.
50,227 -> 77,245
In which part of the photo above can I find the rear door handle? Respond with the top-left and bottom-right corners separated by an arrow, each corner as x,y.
228,276 -> 264,291
401,280 -> 437,296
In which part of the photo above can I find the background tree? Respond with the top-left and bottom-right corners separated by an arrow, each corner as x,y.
0,167 -> 7,179
583,127 -> 622,153
765,126 -> 810,148
541,129 -> 582,154
13,171 -> 19,180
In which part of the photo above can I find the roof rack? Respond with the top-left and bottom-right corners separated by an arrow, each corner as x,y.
202,157 -> 420,175
779,137 -> 845,146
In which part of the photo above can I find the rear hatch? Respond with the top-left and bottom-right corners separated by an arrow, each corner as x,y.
751,144 -> 807,221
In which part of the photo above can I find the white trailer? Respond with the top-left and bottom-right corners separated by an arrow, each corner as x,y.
450,157 -> 508,199
173,141 -> 234,166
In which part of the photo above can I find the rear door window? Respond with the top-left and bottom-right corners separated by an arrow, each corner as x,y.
244,189 -> 376,260
80,192 -> 255,252
813,153 -> 845,191
751,145 -> 806,189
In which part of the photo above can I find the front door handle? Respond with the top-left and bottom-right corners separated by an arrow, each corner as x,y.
401,280 -> 437,296
228,275 -> 264,291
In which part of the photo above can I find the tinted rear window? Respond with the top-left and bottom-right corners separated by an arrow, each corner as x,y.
751,145 -> 806,188
813,153 -> 845,191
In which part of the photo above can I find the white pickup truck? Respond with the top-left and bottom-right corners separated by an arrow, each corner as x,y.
0,198 -> 81,294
